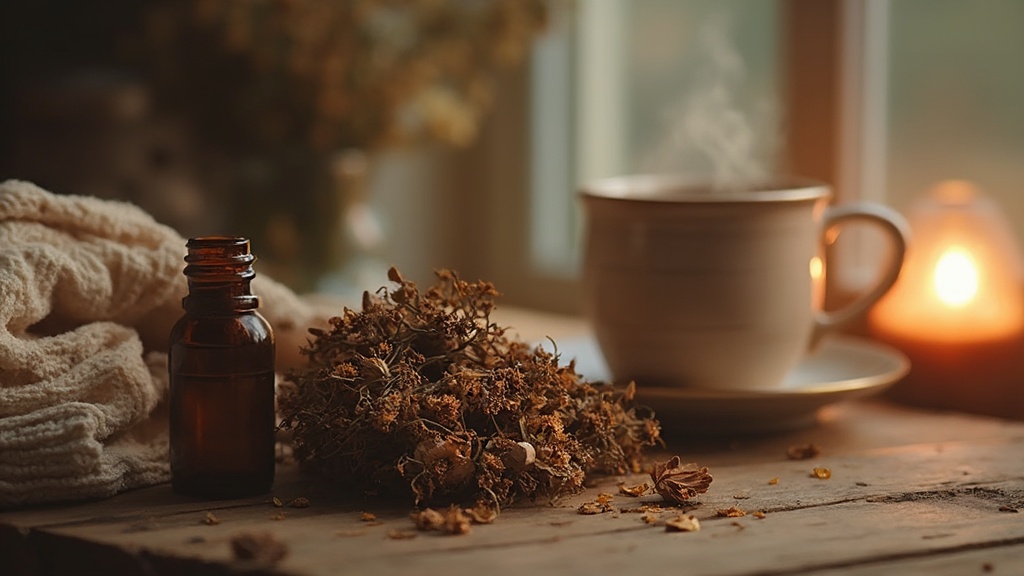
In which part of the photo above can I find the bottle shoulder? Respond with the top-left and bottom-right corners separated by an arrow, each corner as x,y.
170,311 -> 274,346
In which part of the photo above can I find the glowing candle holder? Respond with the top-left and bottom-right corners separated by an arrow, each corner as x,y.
868,180 -> 1024,418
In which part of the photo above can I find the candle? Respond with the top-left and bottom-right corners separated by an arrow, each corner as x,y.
868,180 -> 1024,418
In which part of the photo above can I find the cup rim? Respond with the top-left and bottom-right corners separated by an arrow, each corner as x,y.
579,174 -> 831,204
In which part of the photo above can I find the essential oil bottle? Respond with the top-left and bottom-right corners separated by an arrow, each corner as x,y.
169,236 -> 275,498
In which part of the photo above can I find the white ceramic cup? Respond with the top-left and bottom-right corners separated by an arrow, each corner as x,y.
580,175 -> 909,391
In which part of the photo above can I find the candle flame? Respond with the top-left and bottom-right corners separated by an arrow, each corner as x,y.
933,246 -> 979,307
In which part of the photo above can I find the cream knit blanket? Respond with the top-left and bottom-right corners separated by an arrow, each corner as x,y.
0,180 -> 320,507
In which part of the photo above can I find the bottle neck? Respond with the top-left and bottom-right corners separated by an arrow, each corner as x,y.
181,237 -> 261,314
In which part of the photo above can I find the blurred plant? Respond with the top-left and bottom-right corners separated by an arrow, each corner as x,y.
144,0 -> 548,154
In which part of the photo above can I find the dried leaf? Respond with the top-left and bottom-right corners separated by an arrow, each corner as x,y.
812,467 -> 832,480
596,492 -> 614,505
272,496 -> 284,508
230,532 -> 289,563
650,456 -> 713,504
664,515 -> 701,532
203,511 -> 220,526
787,443 -> 821,460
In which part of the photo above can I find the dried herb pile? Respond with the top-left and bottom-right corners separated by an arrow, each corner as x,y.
278,268 -> 661,509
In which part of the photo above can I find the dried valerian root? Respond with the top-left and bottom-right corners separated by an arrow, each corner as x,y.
230,532 -> 289,564
650,456 -> 713,504
278,268 -> 661,510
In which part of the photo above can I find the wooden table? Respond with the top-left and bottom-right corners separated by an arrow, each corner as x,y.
4,400 -> 1024,576
4,310 -> 1024,575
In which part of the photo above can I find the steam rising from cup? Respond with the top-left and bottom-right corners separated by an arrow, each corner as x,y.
642,11 -> 777,191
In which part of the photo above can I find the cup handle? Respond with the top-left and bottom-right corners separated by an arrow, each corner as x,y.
811,202 -> 911,346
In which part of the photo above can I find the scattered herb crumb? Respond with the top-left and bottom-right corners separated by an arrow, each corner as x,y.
998,506 -> 1018,513
812,467 -> 832,480
620,504 -> 667,514
650,456 -> 713,504
619,482 -> 650,497
203,511 -> 220,526
665,515 -> 701,532
387,529 -> 418,540
855,482 -> 869,487
730,521 -> 745,530
753,511 -> 766,519
732,493 -> 750,500
768,477 -> 779,485
289,497 -> 311,508
465,502 -> 498,524
335,530 -> 366,537
716,506 -> 746,518
577,501 -> 611,515
410,506 -> 472,535
272,496 -> 284,508
641,512 -> 659,524
270,512 -> 287,521
361,512 -> 378,522
787,443 -> 821,460
230,532 -> 289,564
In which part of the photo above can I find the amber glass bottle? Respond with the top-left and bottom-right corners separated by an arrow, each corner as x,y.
169,237 -> 275,498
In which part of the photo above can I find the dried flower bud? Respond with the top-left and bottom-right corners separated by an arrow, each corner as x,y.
650,456 -> 713,504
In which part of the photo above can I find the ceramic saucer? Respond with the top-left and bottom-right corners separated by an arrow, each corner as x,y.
545,334 -> 910,434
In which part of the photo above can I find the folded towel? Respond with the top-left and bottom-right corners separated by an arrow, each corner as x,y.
0,180 -> 320,507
